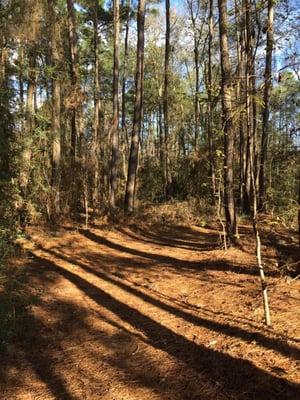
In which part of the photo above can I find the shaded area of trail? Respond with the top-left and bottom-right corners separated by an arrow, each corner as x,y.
1,223 -> 299,400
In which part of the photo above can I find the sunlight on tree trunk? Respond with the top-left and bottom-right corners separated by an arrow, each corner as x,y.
110,0 -> 120,210
218,0 -> 238,244
259,0 -> 274,211
124,0 -> 145,213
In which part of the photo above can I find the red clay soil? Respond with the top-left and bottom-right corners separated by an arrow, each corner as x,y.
0,221 -> 299,400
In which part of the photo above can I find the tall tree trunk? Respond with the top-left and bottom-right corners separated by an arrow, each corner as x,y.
67,0 -> 81,211
48,0 -> 62,219
163,0 -> 172,199
207,0 -> 216,203
110,0 -> 120,209
121,0 -> 131,139
120,0 -> 131,188
158,104 -> 164,169
243,0 -> 254,215
238,28 -> 247,209
194,35 -> 200,149
92,2 -> 101,210
186,0 -> 201,151
298,171 -> 300,246
0,32 -> 15,224
249,107 -> 271,327
18,45 -> 25,132
67,0 -> 79,161
124,0 -> 145,213
20,47 -> 36,199
218,0 -> 238,243
250,2 -> 258,209
259,0 -> 274,211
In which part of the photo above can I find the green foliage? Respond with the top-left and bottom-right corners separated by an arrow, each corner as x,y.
0,49 -> 34,353
0,69 -> 18,269
138,157 -> 165,202
0,263 -> 37,353
265,72 -> 300,222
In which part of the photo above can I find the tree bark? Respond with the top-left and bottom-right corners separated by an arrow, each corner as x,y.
163,0 -> 172,200
207,0 -> 216,203
67,0 -> 79,163
48,0 -> 62,219
66,0 -> 81,213
92,1 -> 102,210
20,46 -> 36,199
243,0 -> 254,215
110,0 -> 120,209
249,99 -> 271,326
124,0 -> 145,213
259,0 -> 274,211
18,45 -> 25,132
194,33 -> 200,149
121,0 -> 131,139
218,0 -> 238,243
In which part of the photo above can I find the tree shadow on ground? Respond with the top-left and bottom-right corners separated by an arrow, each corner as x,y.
34,245 -> 300,361
114,224 -> 220,252
1,247 -> 299,400
24,252 -> 300,400
79,228 -> 280,277
0,300 -> 76,399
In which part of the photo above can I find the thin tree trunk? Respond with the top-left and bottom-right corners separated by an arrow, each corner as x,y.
259,0 -> 274,210
194,37 -> 200,149
158,105 -> 164,168
243,0 -> 254,215
298,171 -> 300,246
124,0 -> 145,213
67,0 -> 79,162
207,0 -> 216,203
235,0 -> 244,207
48,0 -> 62,219
250,115 -> 271,327
110,0 -> 120,209
92,2 -> 101,211
0,34 -> 16,222
163,0 -> 172,200
239,28 -> 247,212
18,45 -> 25,132
20,47 -> 36,199
186,0 -> 201,151
218,0 -> 238,244
121,0 -> 131,140
66,0 -> 81,213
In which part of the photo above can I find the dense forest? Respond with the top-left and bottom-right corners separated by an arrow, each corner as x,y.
0,0 -> 299,399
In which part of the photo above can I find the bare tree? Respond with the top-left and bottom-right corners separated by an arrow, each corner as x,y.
124,0 -> 146,213
218,0 -> 238,243
48,0 -> 61,219
20,47 -> 36,199
67,0 -> 79,161
186,0 -> 201,149
92,0 -> 102,210
207,0 -> 216,202
250,108 -> 271,327
163,0 -> 172,199
121,0 -> 131,137
259,0 -> 274,210
110,0 -> 120,209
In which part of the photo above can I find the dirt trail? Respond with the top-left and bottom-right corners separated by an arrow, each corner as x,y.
1,223 -> 299,400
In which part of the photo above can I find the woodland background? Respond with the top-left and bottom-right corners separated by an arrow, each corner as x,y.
0,0 -> 299,235
0,0 -> 299,393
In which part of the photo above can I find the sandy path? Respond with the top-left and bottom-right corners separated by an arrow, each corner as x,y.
1,223 -> 299,399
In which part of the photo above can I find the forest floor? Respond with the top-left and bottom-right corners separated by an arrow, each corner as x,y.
0,215 -> 300,400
